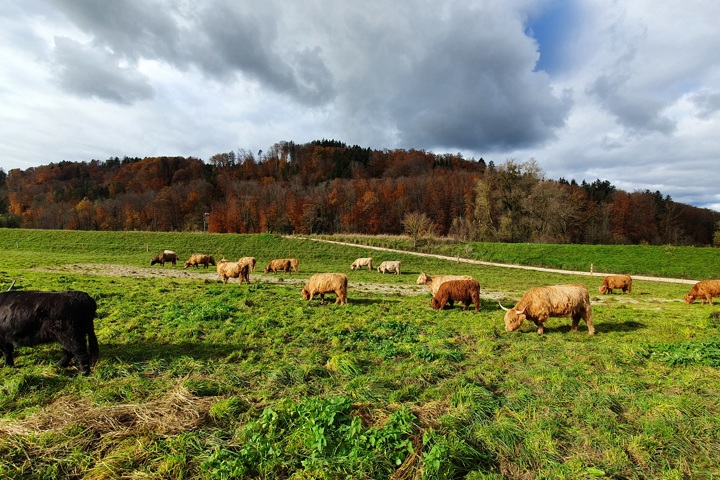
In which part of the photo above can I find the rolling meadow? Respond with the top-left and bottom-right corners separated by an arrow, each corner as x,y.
0,229 -> 719,479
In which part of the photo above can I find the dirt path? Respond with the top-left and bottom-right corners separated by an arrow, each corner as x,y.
295,237 -> 699,285
32,264 -> 432,297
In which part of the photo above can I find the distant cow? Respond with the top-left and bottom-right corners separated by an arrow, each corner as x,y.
684,280 -> 720,306
598,275 -> 632,294
151,250 -> 178,266
431,279 -> 481,312
264,259 -> 291,274
500,284 -> 595,335
351,257 -> 373,271
276,258 -> 299,273
184,253 -> 216,269
0,290 -> 99,375
377,260 -> 401,275
237,256 -> 257,272
217,259 -> 250,284
302,273 -> 349,305
417,272 -> 474,295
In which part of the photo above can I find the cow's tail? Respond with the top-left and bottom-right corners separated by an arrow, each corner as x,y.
87,319 -> 100,365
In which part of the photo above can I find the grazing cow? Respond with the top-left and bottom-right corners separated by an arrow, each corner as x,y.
275,258 -> 299,273
264,259 -> 291,274
500,284 -> 595,335
431,279 -> 481,312
217,259 -> 250,284
184,253 -> 216,269
0,290 -> 99,375
302,273 -> 349,305
237,256 -> 257,272
351,257 -> 373,271
684,280 -> 720,306
416,272 -> 474,295
151,250 -> 178,266
377,260 -> 401,275
598,275 -> 632,294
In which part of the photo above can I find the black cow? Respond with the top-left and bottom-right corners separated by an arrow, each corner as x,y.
0,290 -> 99,375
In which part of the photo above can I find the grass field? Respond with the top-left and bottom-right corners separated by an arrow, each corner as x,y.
0,229 -> 719,479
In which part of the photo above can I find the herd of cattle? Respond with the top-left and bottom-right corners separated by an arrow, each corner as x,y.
1,252 -> 719,376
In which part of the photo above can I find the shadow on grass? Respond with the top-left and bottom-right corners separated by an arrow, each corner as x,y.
539,320 -> 647,335
346,298 -> 401,306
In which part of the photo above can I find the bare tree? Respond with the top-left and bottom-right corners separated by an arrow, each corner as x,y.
402,211 -> 437,248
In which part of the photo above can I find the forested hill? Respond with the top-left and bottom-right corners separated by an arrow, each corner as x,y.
0,139 -> 718,245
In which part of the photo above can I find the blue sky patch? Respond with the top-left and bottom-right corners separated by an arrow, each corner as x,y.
526,1 -> 578,74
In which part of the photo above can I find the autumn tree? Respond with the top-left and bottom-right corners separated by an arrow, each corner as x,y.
403,212 -> 437,248
473,179 -> 497,241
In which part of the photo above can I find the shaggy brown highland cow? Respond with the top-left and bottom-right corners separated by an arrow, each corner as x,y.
184,253 -> 216,269
500,284 -> 594,335
598,275 -> 632,294
264,259 -> 292,274
302,273 -> 348,305
217,259 -> 250,284
684,280 -> 720,306
430,279 -> 481,312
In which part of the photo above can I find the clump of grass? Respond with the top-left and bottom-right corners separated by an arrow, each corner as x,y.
642,338 -> 720,367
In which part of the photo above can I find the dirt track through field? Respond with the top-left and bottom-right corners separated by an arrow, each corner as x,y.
31,263 -> 433,297
294,237 -> 699,285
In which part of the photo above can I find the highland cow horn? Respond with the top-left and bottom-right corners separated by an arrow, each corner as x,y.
498,302 -> 509,311
6,280 -> 15,291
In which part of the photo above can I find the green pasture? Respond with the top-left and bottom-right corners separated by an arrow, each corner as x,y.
322,233 -> 720,280
0,229 -> 719,479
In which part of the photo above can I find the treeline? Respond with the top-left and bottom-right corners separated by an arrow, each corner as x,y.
1,139 -> 718,245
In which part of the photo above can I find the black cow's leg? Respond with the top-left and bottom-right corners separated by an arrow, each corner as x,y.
75,351 -> 91,375
1,344 -> 15,367
59,332 -> 91,374
58,348 -> 73,367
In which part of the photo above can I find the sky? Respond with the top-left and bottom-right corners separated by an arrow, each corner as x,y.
1,0 -> 719,211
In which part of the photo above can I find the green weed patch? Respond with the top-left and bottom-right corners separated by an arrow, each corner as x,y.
643,337 -> 720,367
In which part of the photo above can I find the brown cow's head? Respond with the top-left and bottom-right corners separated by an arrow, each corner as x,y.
499,303 -> 526,332
683,293 -> 695,304
430,298 -> 441,310
301,289 -> 311,301
598,285 -> 609,294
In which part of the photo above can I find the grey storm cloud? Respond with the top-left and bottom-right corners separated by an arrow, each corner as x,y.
49,0 -> 335,106
52,36 -> 154,104
46,0 -> 570,151
325,2 -> 574,151
587,71 -> 676,135
379,8 -> 573,150
690,89 -> 720,119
